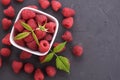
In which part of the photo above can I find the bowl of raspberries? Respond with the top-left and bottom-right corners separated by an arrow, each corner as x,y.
10,7 -> 59,56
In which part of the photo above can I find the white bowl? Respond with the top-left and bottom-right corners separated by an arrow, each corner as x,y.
10,7 -> 59,56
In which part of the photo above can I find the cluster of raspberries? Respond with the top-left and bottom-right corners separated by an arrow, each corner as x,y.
0,0 -> 84,80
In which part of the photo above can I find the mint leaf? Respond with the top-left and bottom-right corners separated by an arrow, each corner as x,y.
41,52 -> 54,63
31,31 -> 39,46
53,42 -> 66,53
56,56 -> 70,73
21,21 -> 33,31
14,32 -> 30,40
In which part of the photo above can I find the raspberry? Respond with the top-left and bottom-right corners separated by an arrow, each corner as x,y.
21,10 -> 36,20
14,20 -> 24,32
39,56 -> 46,62
16,0 -> 24,3
35,30 -> 46,40
27,40 -> 38,51
24,33 -> 34,43
62,17 -> 74,29
2,33 -> 11,46
27,5 -> 38,9
20,51 -> 32,60
51,0 -> 62,11
0,58 -> 2,68
1,0 -> 11,6
46,66 -> 56,77
4,6 -> 15,18
45,22 -> 56,33
72,45 -> 83,56
62,31 -> 73,42
34,68 -> 44,80
44,34 -> 52,42
2,18 -> 12,30
0,48 -> 11,57
24,63 -> 34,74
27,19 -> 37,30
38,0 -> 50,9
12,60 -> 23,74
15,39 -> 25,47
35,14 -> 47,25
39,40 -> 50,53
62,7 -> 75,17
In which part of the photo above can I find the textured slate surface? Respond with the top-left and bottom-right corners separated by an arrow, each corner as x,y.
0,0 -> 120,80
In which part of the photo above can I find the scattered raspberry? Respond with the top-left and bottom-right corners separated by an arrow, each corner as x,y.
51,0 -> 62,11
14,20 -> 24,32
24,33 -> 34,43
2,33 -> 11,46
20,51 -> 32,60
34,68 -> 44,80
39,56 -> 46,62
62,17 -> 74,29
72,45 -> 83,57
1,0 -> 11,6
0,48 -> 11,57
39,40 -> 50,53
24,63 -> 34,74
4,6 -> 15,18
27,5 -> 38,9
45,22 -> 56,33
27,19 -> 37,30
44,34 -> 53,42
38,0 -> 50,9
62,7 -> 75,17
2,18 -> 12,30
35,30 -> 46,40
27,40 -> 38,51
35,14 -> 47,25
15,39 -> 25,47
0,58 -> 2,68
62,31 -> 73,42
12,60 -> 23,74
46,66 -> 56,77
16,0 -> 24,3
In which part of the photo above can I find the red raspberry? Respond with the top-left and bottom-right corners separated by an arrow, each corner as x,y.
46,66 -> 56,77
62,17 -> 74,29
72,45 -> 83,57
35,14 -> 47,25
62,31 -> 73,42
44,34 -> 53,42
39,40 -> 50,53
0,48 -> 11,57
62,7 -> 75,17
35,30 -> 46,40
14,20 -> 24,32
45,22 -> 56,33
2,18 -> 12,30
39,56 -> 46,62
38,0 -> 50,9
12,60 -> 23,74
34,68 -> 44,80
15,39 -> 25,47
4,6 -> 15,18
20,51 -> 32,60
16,0 -> 24,3
27,19 -> 37,30
27,5 -> 38,9
51,0 -> 62,11
0,58 -> 2,68
27,40 -> 38,51
1,0 -> 11,6
21,10 -> 36,20
24,33 -> 34,43
24,63 -> 34,74
2,33 -> 11,46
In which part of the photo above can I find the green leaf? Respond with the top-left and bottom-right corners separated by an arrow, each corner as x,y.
53,42 -> 66,53
31,31 -> 39,46
41,52 -> 54,63
14,32 -> 30,40
56,56 -> 70,73
21,21 -> 33,31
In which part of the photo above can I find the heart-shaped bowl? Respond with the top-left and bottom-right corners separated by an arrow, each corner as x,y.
10,7 -> 59,56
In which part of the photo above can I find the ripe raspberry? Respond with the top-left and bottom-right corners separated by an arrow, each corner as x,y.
1,0 -> 11,6
38,0 -> 50,9
44,34 -> 52,42
0,58 -> 2,68
39,40 -> 50,53
62,7 -> 75,17
72,45 -> 83,56
46,66 -> 56,77
27,40 -> 38,51
21,10 -> 36,20
4,6 -> 15,18
35,14 -> 47,25
51,0 -> 62,11
0,48 -> 11,57
34,68 -> 44,80
2,33 -> 11,46
20,51 -> 32,60
24,33 -> 34,43
39,56 -> 46,62
35,30 -> 46,40
14,20 -> 24,32
15,39 -> 25,47
16,0 -> 24,3
27,19 -> 37,30
62,31 -> 73,42
62,17 -> 74,29
12,60 -> 23,74
27,5 -> 38,9
24,63 -> 34,74
2,18 -> 12,30
45,22 -> 56,33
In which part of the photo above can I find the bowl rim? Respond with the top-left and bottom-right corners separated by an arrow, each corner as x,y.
10,7 -> 59,56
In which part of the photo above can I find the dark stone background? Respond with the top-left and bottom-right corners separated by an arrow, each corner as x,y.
0,0 -> 120,80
